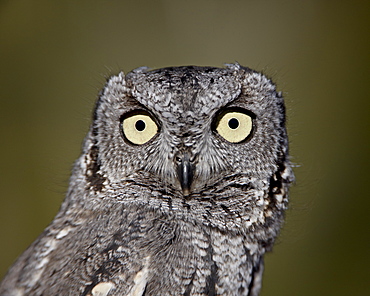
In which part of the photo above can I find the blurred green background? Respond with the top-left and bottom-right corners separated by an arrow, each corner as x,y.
0,1 -> 369,295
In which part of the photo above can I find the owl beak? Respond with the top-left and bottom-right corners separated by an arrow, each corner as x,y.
176,153 -> 194,196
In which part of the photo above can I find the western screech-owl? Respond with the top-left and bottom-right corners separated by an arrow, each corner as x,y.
0,63 -> 294,296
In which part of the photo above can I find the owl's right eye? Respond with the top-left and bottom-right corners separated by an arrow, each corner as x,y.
121,112 -> 158,145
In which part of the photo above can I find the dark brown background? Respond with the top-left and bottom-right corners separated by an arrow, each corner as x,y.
1,1 -> 369,295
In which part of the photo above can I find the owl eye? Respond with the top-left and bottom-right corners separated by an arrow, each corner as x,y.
122,112 -> 158,145
214,109 -> 253,143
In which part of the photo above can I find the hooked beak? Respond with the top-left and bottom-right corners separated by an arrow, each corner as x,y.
176,153 -> 194,196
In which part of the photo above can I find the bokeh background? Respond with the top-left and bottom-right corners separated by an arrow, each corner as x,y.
1,1 -> 369,295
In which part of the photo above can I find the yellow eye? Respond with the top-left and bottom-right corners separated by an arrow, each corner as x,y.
215,110 -> 253,143
122,113 -> 158,145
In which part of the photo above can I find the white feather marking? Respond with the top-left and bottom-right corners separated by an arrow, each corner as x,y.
56,226 -> 72,239
91,282 -> 114,296
128,256 -> 151,296
27,238 -> 58,287
27,268 -> 44,288
275,194 -> 283,203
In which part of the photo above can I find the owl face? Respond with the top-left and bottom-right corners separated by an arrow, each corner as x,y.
92,64 -> 287,199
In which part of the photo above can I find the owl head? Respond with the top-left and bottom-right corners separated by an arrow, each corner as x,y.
75,63 -> 293,230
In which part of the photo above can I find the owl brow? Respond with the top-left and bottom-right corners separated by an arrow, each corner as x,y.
105,93 -> 154,125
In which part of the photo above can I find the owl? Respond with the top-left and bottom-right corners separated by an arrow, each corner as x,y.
0,63 -> 294,296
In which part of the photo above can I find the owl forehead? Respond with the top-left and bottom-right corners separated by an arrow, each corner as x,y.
127,67 -> 242,123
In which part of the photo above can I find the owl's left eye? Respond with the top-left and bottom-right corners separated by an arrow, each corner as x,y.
121,112 -> 158,145
213,109 -> 253,143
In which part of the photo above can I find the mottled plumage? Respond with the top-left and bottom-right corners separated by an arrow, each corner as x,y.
0,64 -> 294,296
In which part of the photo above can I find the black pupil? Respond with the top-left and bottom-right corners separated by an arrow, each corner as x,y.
228,118 -> 239,129
135,120 -> 146,131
